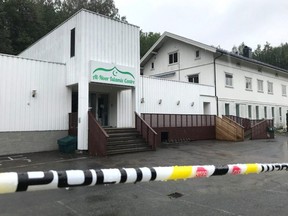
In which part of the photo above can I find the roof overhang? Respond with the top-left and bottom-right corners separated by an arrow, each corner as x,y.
140,32 -> 217,67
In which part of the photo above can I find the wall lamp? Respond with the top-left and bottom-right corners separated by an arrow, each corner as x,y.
191,102 -> 194,107
158,99 -> 162,105
32,90 -> 37,98
177,100 -> 180,105
141,98 -> 145,103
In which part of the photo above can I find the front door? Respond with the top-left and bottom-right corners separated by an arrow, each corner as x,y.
97,94 -> 109,126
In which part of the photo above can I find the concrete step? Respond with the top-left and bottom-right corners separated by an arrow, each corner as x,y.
107,138 -> 147,145
107,146 -> 152,155
107,142 -> 148,150
105,128 -> 136,134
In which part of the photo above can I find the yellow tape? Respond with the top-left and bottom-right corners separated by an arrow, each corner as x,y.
168,166 -> 193,180
244,164 -> 259,174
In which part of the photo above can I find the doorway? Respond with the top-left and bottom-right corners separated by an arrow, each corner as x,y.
96,94 -> 109,126
203,102 -> 211,115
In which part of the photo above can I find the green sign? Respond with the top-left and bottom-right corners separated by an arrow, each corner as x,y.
91,61 -> 135,87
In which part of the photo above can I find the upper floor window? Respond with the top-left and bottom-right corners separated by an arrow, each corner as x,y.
245,77 -> 252,90
257,79 -> 263,92
70,28 -> 75,58
225,73 -> 233,87
188,74 -> 199,83
282,85 -> 287,96
267,81 -> 273,94
195,50 -> 200,59
151,62 -> 154,70
169,52 -> 178,64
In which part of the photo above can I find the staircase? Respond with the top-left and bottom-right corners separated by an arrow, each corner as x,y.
105,128 -> 152,155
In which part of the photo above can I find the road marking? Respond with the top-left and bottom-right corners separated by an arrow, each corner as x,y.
0,155 -> 31,166
56,200 -> 81,215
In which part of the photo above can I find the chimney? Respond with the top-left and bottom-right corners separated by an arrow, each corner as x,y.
243,46 -> 252,58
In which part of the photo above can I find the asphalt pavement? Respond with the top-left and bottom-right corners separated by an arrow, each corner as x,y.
1,134 -> 288,216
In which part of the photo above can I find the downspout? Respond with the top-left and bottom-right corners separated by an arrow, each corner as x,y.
213,52 -> 223,116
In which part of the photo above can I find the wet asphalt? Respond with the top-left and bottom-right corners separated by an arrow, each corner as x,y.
1,134 -> 288,216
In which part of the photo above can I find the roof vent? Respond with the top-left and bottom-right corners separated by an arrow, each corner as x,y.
243,46 -> 252,58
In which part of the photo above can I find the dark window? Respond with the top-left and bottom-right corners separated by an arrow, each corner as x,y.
70,28 -> 75,57
196,50 -> 200,58
151,62 -> 154,69
169,52 -> 178,64
188,74 -> 199,83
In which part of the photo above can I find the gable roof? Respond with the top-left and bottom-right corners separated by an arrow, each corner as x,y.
140,31 -> 217,67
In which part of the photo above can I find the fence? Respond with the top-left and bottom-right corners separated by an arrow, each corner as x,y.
141,114 -> 216,143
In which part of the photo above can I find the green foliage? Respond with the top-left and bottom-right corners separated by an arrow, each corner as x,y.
140,31 -> 161,58
253,42 -> 288,70
0,0 -> 123,54
233,42 -> 288,70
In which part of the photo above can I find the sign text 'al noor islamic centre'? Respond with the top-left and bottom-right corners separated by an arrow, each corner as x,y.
90,61 -> 135,87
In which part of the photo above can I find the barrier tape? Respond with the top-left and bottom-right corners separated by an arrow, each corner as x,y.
0,163 -> 287,194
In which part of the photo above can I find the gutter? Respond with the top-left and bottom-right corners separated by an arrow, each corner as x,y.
214,52 -> 223,116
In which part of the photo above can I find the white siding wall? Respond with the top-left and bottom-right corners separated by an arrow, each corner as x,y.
142,39 -> 214,86
139,76 -> 216,115
0,54 -> 71,131
217,57 -> 288,127
19,10 -> 140,88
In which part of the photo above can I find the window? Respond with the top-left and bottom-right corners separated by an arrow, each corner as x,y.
225,103 -> 230,115
257,80 -> 263,92
151,62 -> 154,70
236,104 -> 240,117
248,105 -> 252,118
264,106 -> 267,119
245,77 -> 252,90
256,106 -> 259,119
70,28 -> 75,57
195,50 -> 200,58
272,107 -> 275,119
188,74 -> 199,83
282,85 -> 287,96
268,81 -> 273,94
225,73 -> 233,87
279,107 -> 282,122
169,52 -> 178,64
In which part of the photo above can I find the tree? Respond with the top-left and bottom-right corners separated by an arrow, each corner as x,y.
232,42 -> 288,70
140,31 -> 161,58
0,0 -> 124,54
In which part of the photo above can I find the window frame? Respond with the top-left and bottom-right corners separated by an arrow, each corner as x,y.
188,74 -> 199,83
225,73 -> 233,87
267,81 -> 273,94
70,28 -> 75,58
257,79 -> 263,92
168,51 -> 178,65
195,50 -> 200,59
282,85 -> 287,96
245,77 -> 252,91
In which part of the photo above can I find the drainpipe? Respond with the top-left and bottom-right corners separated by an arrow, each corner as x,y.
213,52 -> 223,116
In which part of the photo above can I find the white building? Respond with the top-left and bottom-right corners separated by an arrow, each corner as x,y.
0,10 -> 216,155
141,32 -> 288,128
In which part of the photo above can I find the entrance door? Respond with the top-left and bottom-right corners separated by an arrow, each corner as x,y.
97,94 -> 109,126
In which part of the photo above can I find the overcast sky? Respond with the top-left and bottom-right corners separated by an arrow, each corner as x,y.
114,0 -> 288,51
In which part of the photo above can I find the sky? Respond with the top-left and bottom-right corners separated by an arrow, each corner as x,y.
114,0 -> 288,51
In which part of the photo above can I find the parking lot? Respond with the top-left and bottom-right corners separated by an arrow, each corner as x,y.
1,134 -> 288,216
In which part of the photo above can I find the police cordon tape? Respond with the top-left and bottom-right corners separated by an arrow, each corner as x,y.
0,163 -> 287,194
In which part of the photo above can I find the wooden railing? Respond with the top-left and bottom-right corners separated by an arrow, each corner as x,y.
251,119 -> 274,139
88,111 -> 109,156
216,116 -> 244,141
135,112 -> 157,150
141,113 -> 216,127
225,115 -> 251,131
69,112 -> 78,136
